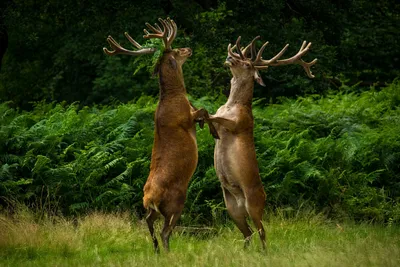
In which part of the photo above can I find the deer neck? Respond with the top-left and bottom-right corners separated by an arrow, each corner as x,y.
226,76 -> 254,107
158,66 -> 187,99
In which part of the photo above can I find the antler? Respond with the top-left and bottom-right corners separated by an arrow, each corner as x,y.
103,32 -> 156,56
229,37 -> 318,78
252,40 -> 317,78
143,17 -> 177,51
103,17 -> 177,56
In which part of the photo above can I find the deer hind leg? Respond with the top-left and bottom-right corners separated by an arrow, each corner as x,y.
245,190 -> 267,250
146,208 -> 160,253
222,187 -> 253,248
160,211 -> 182,252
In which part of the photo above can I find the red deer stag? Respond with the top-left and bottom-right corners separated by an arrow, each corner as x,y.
207,36 -> 317,249
103,18 -> 218,252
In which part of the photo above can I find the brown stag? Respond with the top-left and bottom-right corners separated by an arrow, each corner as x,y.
103,18 -> 218,252
207,36 -> 317,249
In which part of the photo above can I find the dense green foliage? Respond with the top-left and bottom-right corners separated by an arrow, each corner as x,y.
1,81 -> 399,222
0,96 -> 157,215
253,82 -> 400,222
1,0 -> 399,108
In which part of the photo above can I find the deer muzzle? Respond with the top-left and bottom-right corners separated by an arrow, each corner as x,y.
224,56 -> 235,67
181,48 -> 192,57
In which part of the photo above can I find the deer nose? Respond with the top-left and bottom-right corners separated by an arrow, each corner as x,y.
182,48 -> 192,57
224,56 -> 233,67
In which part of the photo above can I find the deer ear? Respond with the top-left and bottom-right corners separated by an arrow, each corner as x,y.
169,56 -> 177,70
254,70 -> 266,87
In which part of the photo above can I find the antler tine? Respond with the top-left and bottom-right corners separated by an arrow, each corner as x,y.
254,41 -> 269,62
242,43 -> 252,57
145,22 -> 162,35
235,36 -> 245,60
299,40 -> 308,51
124,32 -> 142,49
103,35 -> 156,56
242,36 -> 260,60
103,36 -> 119,56
143,28 -> 150,36
227,43 -> 242,59
298,58 -> 318,78
227,43 -> 234,57
254,43 -> 289,66
154,23 -> 162,32
269,44 -> 290,63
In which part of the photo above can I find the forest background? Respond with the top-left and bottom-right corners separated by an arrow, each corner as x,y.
0,0 -> 399,224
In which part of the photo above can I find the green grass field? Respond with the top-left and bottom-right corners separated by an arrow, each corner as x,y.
1,211 -> 399,267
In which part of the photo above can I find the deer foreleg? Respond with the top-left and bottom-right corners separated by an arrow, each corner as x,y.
190,107 -> 206,129
207,115 -> 237,132
190,107 -> 220,139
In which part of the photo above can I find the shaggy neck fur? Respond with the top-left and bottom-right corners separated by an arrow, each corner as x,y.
158,58 -> 186,100
226,76 -> 254,107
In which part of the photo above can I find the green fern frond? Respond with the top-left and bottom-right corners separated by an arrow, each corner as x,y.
105,166 -> 133,187
133,38 -> 164,75
32,155 -> 51,174
104,157 -> 124,172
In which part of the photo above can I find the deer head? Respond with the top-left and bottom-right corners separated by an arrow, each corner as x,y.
225,36 -> 318,86
103,18 -> 191,75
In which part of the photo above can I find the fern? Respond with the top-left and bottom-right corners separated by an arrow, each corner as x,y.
133,38 -> 164,75
1,81 -> 400,222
